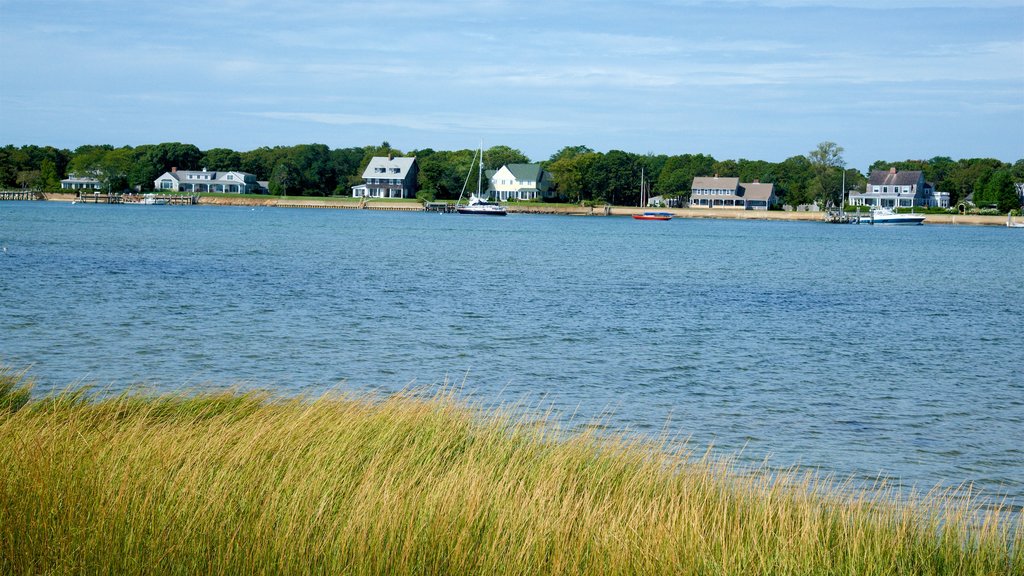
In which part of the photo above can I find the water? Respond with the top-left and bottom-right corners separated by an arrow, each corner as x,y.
2,201 -> 1023,505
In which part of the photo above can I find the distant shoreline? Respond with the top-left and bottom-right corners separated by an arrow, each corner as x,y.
38,193 -> 1011,226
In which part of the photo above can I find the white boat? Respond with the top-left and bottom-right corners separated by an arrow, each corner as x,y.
140,193 -> 168,205
1008,213 -> 1024,228
455,143 -> 506,216
457,194 -> 507,216
859,207 -> 924,225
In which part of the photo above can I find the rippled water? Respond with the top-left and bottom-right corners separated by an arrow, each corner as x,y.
2,201 -> 1023,503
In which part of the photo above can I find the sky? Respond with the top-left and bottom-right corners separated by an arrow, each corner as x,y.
1,0 -> 1022,170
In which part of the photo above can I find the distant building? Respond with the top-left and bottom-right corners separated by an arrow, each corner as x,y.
351,155 -> 418,199
60,174 -> 101,190
848,167 -> 948,209
486,163 -> 554,201
154,168 -> 260,194
689,175 -> 777,210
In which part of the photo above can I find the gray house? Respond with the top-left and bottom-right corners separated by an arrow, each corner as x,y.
849,167 -> 948,208
351,155 -> 418,199
689,176 -> 777,210
154,168 -> 260,194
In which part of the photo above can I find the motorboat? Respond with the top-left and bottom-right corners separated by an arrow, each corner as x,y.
632,211 -> 673,221
140,193 -> 168,205
860,207 -> 924,225
1008,213 -> 1024,228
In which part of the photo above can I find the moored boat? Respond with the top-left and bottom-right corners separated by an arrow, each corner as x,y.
456,194 -> 507,216
860,207 -> 924,225
632,211 -> 673,221
455,143 -> 506,216
140,193 -> 168,205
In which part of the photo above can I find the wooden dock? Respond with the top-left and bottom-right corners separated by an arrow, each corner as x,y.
76,192 -> 124,204
424,202 -> 457,213
122,194 -> 199,205
0,190 -> 42,201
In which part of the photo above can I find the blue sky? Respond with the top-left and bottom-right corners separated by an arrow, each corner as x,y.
1,0 -> 1022,170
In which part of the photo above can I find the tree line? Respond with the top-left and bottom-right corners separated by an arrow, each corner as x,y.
2,141 -> 1021,211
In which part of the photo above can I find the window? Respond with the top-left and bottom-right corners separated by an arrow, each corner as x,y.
227,175 -> 233,180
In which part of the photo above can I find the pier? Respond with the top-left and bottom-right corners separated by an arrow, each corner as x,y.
424,202 -> 457,213
76,192 -> 124,204
123,194 -> 199,205
0,190 -> 42,201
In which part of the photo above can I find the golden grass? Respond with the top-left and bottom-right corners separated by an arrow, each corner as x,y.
0,369 -> 1019,575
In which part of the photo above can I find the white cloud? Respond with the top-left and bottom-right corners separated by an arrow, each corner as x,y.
248,111 -> 568,133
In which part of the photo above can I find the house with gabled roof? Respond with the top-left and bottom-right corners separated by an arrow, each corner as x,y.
486,163 -> 554,202
351,155 -> 418,199
154,168 -> 261,194
689,175 -> 777,210
848,167 -> 948,208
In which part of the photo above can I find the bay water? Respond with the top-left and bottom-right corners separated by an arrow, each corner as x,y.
2,201 -> 1022,505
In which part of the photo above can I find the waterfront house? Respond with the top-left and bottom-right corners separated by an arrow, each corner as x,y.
351,155 -> 418,199
689,176 -> 777,210
848,167 -> 948,209
60,174 -> 101,190
485,163 -> 554,201
153,168 -> 260,194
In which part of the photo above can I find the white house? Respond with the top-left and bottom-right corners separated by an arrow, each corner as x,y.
351,155 -> 418,199
848,167 -> 948,208
60,174 -> 101,190
486,163 -> 554,201
689,176 -> 777,210
153,168 -> 260,194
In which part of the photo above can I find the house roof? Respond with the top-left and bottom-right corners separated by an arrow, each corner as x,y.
157,170 -> 255,182
740,182 -> 775,201
503,163 -> 543,182
869,169 -> 923,187
361,156 -> 417,179
691,176 -> 740,191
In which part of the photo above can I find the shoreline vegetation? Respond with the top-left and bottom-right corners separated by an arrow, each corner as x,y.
1,368 -> 1019,574
38,192 -> 1014,226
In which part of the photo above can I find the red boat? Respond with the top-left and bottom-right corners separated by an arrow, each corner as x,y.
632,211 -> 673,221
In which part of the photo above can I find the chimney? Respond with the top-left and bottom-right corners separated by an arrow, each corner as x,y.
388,152 -> 394,161
714,173 -> 719,178
889,167 -> 897,174
171,167 -> 177,173
753,178 -> 760,184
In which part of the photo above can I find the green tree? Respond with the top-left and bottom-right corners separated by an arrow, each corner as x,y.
39,159 -> 60,192
653,153 -> 715,201
548,150 -> 600,203
269,162 -> 293,196
484,145 -> 530,170
776,155 -> 813,208
593,150 -> 639,206
987,170 -> 1020,213
807,141 -> 845,208
201,148 -> 242,171
15,170 -> 40,190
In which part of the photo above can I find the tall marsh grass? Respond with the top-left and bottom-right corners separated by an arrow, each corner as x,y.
0,370 -> 1019,575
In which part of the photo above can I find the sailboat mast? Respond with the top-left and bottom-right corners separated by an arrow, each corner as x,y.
478,140 -> 484,199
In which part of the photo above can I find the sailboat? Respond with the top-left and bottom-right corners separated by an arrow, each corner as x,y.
632,167 -> 672,220
455,143 -> 506,216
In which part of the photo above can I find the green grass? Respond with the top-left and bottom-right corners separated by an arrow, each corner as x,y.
0,370 -> 1019,575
